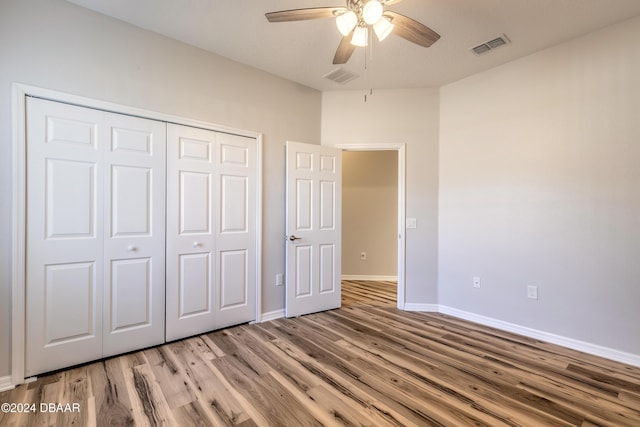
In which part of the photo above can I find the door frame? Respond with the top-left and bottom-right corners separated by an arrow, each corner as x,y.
11,83 -> 263,386
335,143 -> 406,309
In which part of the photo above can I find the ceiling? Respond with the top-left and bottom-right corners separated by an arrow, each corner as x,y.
66,0 -> 640,91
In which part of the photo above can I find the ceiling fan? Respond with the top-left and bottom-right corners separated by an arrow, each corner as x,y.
265,0 -> 440,65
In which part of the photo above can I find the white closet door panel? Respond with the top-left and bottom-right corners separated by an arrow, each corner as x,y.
220,249 -> 248,308
220,175 -> 248,233
111,165 -> 152,236
178,253 -> 212,317
166,124 -> 217,341
26,98 -> 104,376
180,171 -> 211,234
215,133 -> 256,329
44,262 -> 97,344
103,114 -> 165,356
46,159 -> 96,239
109,258 -> 152,331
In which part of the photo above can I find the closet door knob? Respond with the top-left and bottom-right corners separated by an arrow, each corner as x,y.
127,245 -> 137,252
193,242 -> 201,248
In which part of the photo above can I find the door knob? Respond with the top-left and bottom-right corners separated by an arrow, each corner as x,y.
127,245 -> 137,252
289,235 -> 302,241
193,241 -> 201,248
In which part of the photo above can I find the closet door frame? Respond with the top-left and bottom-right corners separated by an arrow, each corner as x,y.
11,83 -> 263,386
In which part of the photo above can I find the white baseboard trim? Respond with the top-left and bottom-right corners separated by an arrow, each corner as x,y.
342,275 -> 398,281
436,305 -> 640,368
403,303 -> 439,312
260,309 -> 285,323
0,375 -> 14,392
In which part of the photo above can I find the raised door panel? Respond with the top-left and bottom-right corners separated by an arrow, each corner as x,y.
25,98 -> 104,376
166,124 -> 217,341
220,250 -> 248,309
102,114 -> 165,357
220,175 -> 248,233
44,262 -> 97,344
46,159 -> 96,239
109,258 -> 152,332
178,253 -> 211,318
180,171 -> 211,235
111,165 -> 151,236
295,246 -> 313,297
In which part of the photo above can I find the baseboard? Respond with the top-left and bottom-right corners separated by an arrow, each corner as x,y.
260,309 -> 285,323
342,275 -> 398,281
403,303 -> 439,312
0,375 -> 14,392
437,305 -> 640,368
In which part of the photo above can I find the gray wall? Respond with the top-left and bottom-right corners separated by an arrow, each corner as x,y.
438,15 -> 640,355
0,0 -> 321,377
322,88 -> 441,304
342,151 -> 398,277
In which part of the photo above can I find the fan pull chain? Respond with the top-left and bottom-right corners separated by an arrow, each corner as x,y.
364,27 -> 374,103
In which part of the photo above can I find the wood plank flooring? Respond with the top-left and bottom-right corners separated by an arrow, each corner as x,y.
2,280 -> 640,426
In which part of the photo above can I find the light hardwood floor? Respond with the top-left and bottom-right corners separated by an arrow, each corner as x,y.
2,280 -> 639,426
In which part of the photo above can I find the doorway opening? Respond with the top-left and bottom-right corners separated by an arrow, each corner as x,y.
337,144 -> 406,309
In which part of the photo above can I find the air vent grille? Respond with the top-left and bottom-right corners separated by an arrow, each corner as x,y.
471,34 -> 510,55
323,68 -> 360,84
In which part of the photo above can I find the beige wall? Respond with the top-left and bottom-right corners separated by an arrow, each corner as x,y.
439,15 -> 640,355
322,88 -> 441,304
342,151 -> 398,277
0,0 -> 321,378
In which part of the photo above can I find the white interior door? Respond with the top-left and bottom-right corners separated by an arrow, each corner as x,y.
285,141 -> 342,317
25,98 -> 105,376
102,113 -> 166,357
166,124 -> 217,341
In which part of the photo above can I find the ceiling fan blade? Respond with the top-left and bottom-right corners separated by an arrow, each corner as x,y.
333,32 -> 356,64
382,0 -> 404,5
386,11 -> 440,48
265,7 -> 341,23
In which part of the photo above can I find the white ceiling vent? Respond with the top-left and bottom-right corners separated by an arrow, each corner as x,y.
323,68 -> 360,85
471,34 -> 510,55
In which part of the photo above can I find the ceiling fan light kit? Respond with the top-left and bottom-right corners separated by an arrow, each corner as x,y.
362,0 -> 384,25
265,0 -> 440,65
336,10 -> 358,35
373,15 -> 394,41
352,25 -> 369,46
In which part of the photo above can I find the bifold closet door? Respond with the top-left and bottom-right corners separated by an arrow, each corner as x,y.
166,124 -> 217,341
101,113 -> 166,357
25,97 -> 166,376
25,98 -> 105,376
215,132 -> 257,329
166,125 -> 257,341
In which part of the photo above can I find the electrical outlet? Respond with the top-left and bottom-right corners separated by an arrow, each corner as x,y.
473,276 -> 481,288
527,285 -> 538,300
276,273 -> 283,286
360,252 -> 367,261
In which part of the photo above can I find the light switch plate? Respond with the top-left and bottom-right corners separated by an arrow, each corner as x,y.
406,218 -> 417,229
